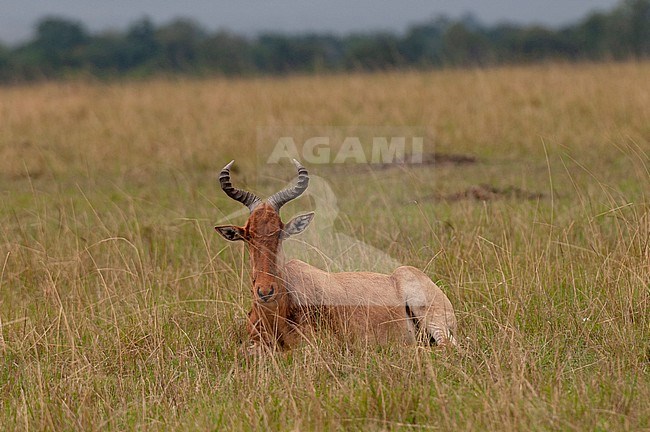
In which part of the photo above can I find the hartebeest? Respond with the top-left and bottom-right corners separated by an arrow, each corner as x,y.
215,160 -> 457,350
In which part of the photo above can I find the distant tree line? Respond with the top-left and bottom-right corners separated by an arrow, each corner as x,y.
0,0 -> 648,82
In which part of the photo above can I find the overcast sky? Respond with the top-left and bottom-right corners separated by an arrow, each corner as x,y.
1,0 -> 622,46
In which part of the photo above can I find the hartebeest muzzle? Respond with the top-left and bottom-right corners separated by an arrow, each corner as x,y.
256,283 -> 276,302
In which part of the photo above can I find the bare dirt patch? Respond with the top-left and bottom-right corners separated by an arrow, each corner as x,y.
418,152 -> 477,165
336,152 -> 477,172
421,184 -> 544,202
376,152 -> 477,169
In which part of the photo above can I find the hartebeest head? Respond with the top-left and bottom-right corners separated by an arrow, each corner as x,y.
215,160 -> 314,304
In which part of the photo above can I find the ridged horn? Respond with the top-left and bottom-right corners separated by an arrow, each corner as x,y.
219,160 -> 262,212
267,159 -> 310,212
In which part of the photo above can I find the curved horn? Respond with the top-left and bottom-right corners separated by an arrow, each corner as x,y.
219,160 -> 262,212
267,159 -> 310,212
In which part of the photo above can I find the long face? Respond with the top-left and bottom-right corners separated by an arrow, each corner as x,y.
242,204 -> 285,303
214,160 -> 314,304
216,204 -> 314,303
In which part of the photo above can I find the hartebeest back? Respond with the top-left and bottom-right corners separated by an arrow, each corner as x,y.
215,160 -> 457,349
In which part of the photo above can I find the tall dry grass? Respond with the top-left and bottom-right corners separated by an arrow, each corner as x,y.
0,62 -> 649,430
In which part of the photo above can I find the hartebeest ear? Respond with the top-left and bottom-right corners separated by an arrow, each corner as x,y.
215,225 -> 246,242
282,212 -> 314,239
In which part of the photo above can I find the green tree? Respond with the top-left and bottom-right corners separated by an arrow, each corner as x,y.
0,0 -> 647,82
123,18 -> 160,73
199,31 -> 254,75
400,19 -> 447,65
155,19 -> 207,72
82,32 -> 131,74
36,17 -> 88,65
623,0 -> 650,56
574,12 -> 609,59
37,18 -> 87,49
344,33 -> 403,70
11,16 -> 89,77
253,34 -> 338,73
441,23 -> 492,65
0,43 -> 10,81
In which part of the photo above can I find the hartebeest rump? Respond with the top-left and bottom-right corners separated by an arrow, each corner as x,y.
215,160 -> 457,350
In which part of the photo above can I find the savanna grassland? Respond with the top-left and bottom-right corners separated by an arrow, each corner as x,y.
0,62 -> 649,431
